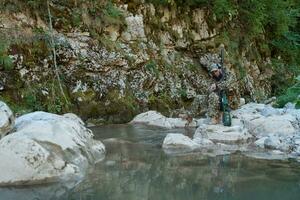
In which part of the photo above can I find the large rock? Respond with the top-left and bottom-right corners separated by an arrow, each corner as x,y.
162,133 -> 199,150
260,105 -> 283,117
231,103 -> 298,138
130,111 -> 172,128
231,103 -> 266,118
130,111 -> 196,128
0,101 -> 14,138
0,111 -> 105,186
264,135 -> 282,150
133,103 -> 300,160
0,137 -> 78,186
242,114 -> 296,137
194,122 -> 252,144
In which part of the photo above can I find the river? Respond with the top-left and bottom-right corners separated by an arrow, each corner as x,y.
1,124 -> 300,200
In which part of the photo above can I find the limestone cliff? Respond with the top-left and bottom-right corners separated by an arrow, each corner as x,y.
0,1 -> 273,123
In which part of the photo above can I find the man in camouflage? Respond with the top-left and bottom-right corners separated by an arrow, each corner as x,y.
207,63 -> 239,124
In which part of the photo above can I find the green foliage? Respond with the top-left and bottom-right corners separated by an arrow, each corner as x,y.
186,62 -> 198,72
0,42 -> 13,71
275,76 -> 300,108
98,35 -> 122,51
104,1 -> 123,18
18,80 -> 71,114
23,88 -> 43,111
145,60 -> 159,76
26,0 -> 45,9
179,88 -> 187,99
146,0 -> 171,6
296,101 -> 300,109
71,8 -> 82,27
211,0 -> 237,21
209,0 -> 300,97
148,92 -> 174,115
146,0 -> 208,7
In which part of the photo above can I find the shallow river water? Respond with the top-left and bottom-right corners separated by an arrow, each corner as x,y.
1,124 -> 300,200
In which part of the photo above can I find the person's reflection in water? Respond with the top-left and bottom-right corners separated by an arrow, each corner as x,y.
208,155 -> 234,200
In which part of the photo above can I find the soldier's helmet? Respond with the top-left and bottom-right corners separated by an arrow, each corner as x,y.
210,63 -> 220,72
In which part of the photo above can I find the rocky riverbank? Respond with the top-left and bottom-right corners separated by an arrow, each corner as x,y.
0,101 -> 105,186
1,98 -> 299,187
131,103 -> 300,160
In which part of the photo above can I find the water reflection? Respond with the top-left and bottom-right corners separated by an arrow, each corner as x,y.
1,124 -> 300,200
66,125 -> 300,200
0,181 -> 78,200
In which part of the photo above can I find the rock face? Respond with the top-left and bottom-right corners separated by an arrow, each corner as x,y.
0,101 -> 14,138
122,15 -> 146,41
0,110 -> 105,186
130,110 -> 197,128
0,2 -> 274,123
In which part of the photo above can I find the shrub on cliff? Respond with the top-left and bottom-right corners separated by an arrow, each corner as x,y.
275,76 -> 300,108
0,42 -> 13,71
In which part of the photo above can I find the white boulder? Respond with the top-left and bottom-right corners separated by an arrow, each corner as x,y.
0,111 -> 105,186
0,137 -> 78,186
242,114 -> 296,137
162,133 -> 199,150
130,111 -> 173,128
130,111 -> 196,128
0,101 -> 14,138
194,123 -> 252,144
232,103 -> 266,118
260,105 -> 283,117
263,135 -> 293,152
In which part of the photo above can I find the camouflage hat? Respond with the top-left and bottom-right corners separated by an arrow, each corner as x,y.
210,63 -> 219,72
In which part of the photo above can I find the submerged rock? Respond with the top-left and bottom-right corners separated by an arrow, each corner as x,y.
0,110 -> 105,186
0,101 -> 14,138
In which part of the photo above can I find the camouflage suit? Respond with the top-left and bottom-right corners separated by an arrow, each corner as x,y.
207,69 -> 239,119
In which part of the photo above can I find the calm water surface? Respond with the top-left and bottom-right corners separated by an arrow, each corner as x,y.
1,124 -> 300,200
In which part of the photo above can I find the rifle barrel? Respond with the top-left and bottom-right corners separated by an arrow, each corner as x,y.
221,48 -> 224,68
